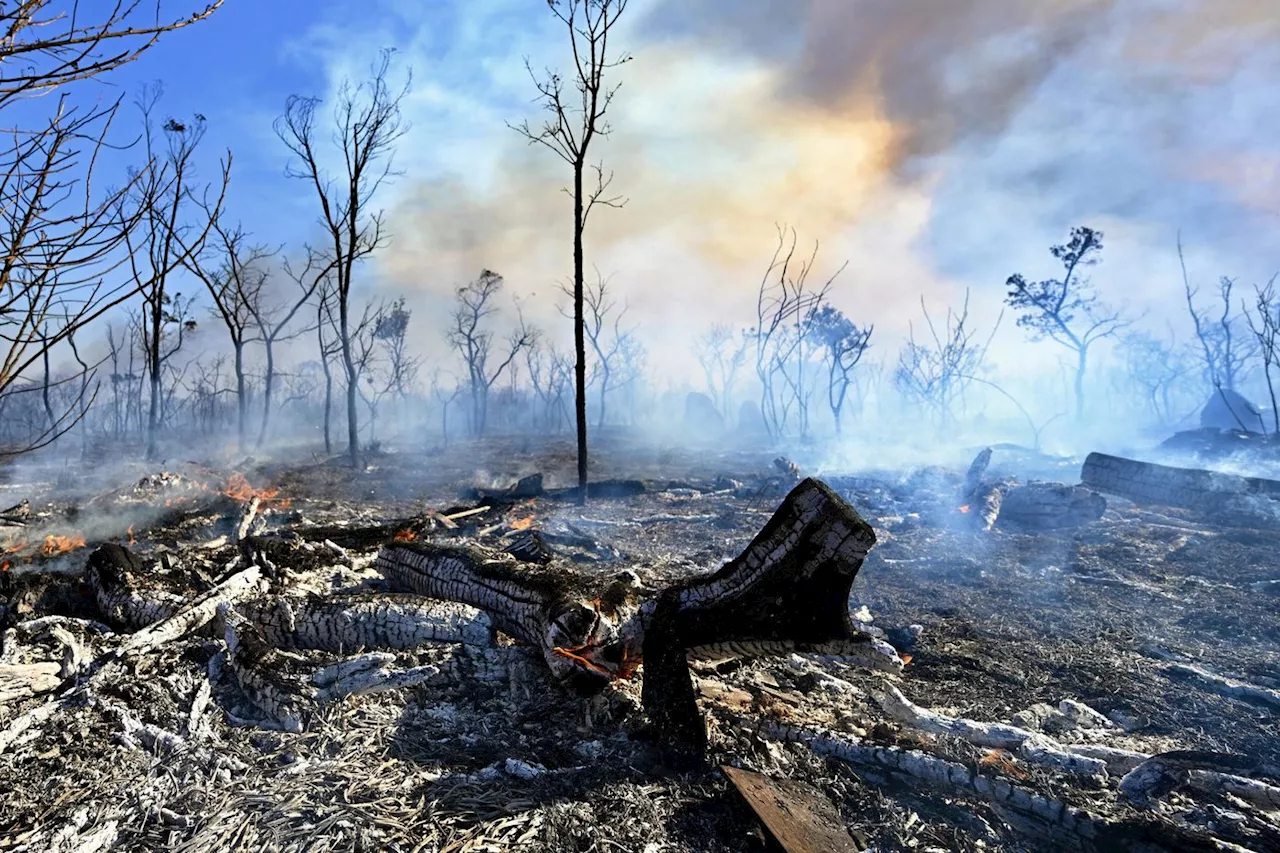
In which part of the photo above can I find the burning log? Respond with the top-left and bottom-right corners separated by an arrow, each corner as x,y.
374,478 -> 898,766
1081,452 -> 1280,517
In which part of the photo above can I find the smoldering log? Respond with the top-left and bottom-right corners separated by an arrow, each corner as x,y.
1081,452 -> 1280,515
373,478 -> 896,766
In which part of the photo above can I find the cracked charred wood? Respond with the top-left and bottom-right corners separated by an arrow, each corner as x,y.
373,541 -> 629,694
995,483 -> 1106,529
963,447 -> 993,499
459,473 -> 545,503
86,544 -> 185,631
373,478 -> 894,766
1081,452 -> 1280,515
642,478 -> 882,768
236,593 -> 493,652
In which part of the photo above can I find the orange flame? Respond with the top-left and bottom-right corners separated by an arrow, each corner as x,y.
126,524 -> 136,546
1,559 -> 10,573
957,504 -> 971,514
551,645 -> 614,677
223,473 -> 282,505
39,533 -> 86,556
510,515 -> 534,531
901,653 -> 913,666
393,529 -> 417,542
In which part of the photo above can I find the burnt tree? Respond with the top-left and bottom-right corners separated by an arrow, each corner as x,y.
1006,226 -> 1133,423
276,50 -> 408,468
0,2 -> 225,456
446,271 -> 537,437
182,216 -> 275,452
511,0 -> 631,503
807,305 -> 872,438
1180,233 -> 1256,395
124,85 -> 230,459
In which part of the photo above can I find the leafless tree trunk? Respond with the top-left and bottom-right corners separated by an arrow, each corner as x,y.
1180,233 -> 1257,401
183,215 -> 276,451
752,227 -> 840,439
447,271 -> 537,437
694,323 -> 749,424
0,7 -> 226,457
125,84 -> 229,459
251,248 -> 330,447
276,50 -> 407,467
511,0 -> 630,502
1243,277 -> 1280,435
895,291 -> 999,432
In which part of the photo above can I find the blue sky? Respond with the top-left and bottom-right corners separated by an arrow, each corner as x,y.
29,0 -> 1280,379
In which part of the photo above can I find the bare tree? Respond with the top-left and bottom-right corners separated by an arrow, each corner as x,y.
561,270 -> 631,429
895,291 -> 996,432
1180,234 -> 1256,400
124,84 -> 229,458
1243,277 -> 1280,435
1119,330 -> 1194,430
1,2 -> 224,107
182,216 -> 274,451
0,3 -> 227,456
693,323 -> 749,423
1005,226 -> 1133,423
752,226 -> 841,439
447,270 -> 537,437
314,280 -> 343,455
250,248 -> 329,447
373,297 -> 420,401
276,50 -> 408,467
511,0 -> 631,501
806,305 -> 872,438
429,368 -> 464,448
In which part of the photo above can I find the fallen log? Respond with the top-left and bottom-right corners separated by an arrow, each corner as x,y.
0,662 -> 62,703
1081,452 -> 1280,516
995,483 -> 1106,529
374,478 -> 895,766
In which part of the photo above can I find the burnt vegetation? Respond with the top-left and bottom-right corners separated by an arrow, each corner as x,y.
1,3 -> 1280,853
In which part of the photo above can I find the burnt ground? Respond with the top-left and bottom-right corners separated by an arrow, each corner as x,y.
1,434 -> 1279,852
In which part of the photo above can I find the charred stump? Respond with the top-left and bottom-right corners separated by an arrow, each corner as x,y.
373,478 -> 888,769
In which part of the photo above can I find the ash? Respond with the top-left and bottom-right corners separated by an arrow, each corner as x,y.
2,437 -> 1278,853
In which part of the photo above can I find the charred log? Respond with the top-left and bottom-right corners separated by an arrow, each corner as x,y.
373,478 -> 895,767
996,483 -> 1106,530
1081,452 -> 1280,518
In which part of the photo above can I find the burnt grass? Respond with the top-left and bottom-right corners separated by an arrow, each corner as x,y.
2,433 -> 1279,852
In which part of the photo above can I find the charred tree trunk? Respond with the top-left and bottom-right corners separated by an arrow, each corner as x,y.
341,302 -> 359,468
573,161 -> 588,505
233,339 -> 247,452
257,338 -> 276,448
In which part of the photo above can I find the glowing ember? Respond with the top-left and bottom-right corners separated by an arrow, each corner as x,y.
392,529 -> 417,542
510,515 -> 535,531
901,653 -> 913,666
39,533 -> 86,556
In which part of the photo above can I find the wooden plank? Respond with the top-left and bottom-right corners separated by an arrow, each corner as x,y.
722,765 -> 861,853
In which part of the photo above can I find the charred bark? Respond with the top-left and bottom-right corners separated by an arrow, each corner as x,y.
1081,452 -> 1280,516
374,478 -> 895,767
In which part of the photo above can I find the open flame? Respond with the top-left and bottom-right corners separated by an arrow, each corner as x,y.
509,515 -> 534,531
40,533 -> 86,556
126,524 -> 136,546
392,529 -> 417,542
957,504 -> 971,514
223,473 -> 284,506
